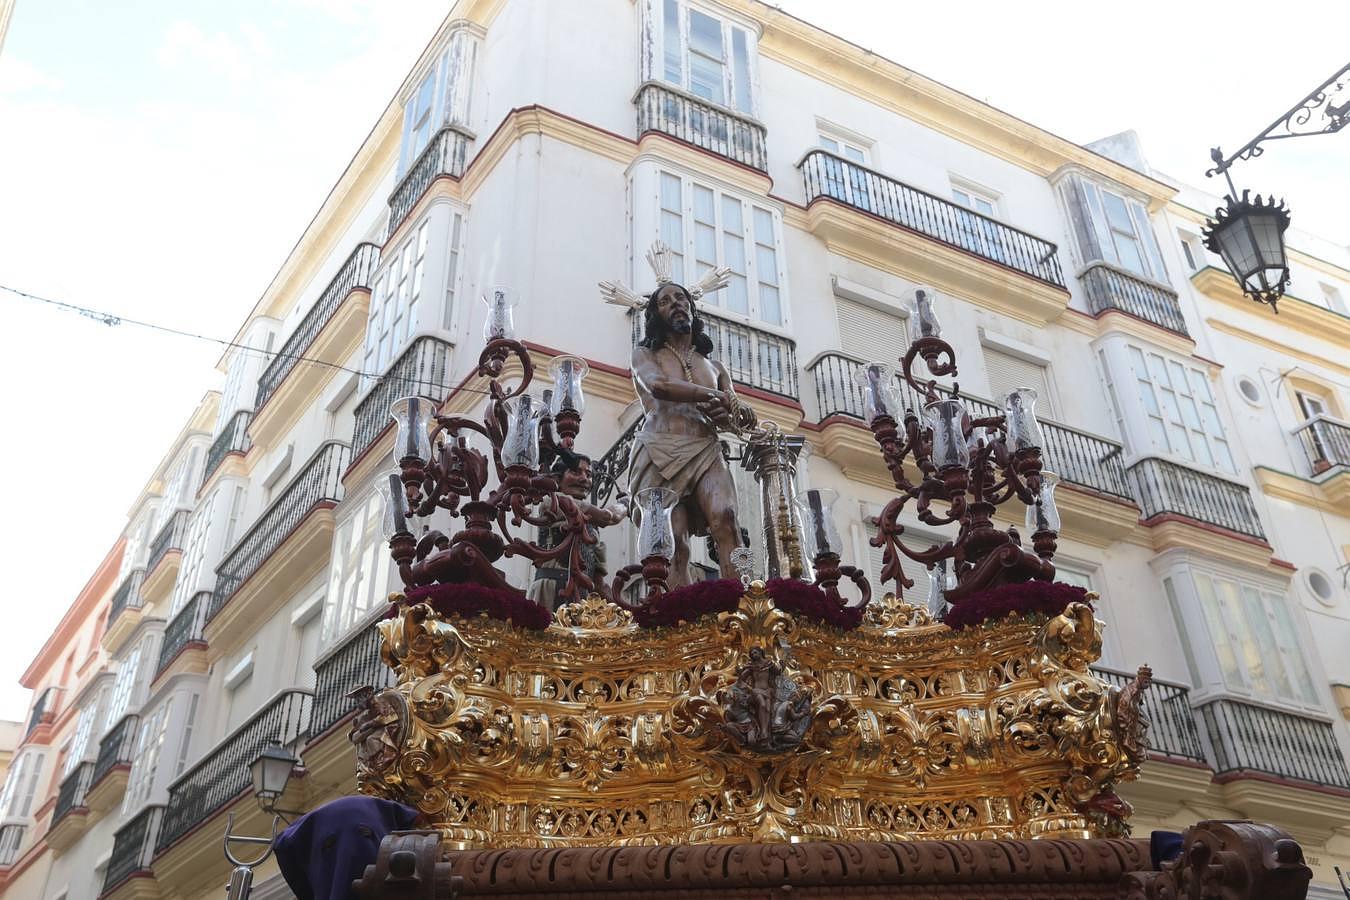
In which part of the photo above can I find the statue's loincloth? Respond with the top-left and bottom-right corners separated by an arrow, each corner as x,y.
628,430 -> 724,536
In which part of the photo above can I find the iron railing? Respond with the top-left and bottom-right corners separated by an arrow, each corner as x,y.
630,307 -> 798,399
1093,668 -> 1206,763
808,353 -> 1132,499
388,126 -> 472,238
1200,698 -> 1350,788
635,81 -> 768,171
1128,457 -> 1265,540
103,805 -> 162,894
156,593 -> 210,676
350,336 -> 453,465
92,714 -> 140,788
203,410 -> 252,485
108,569 -> 147,628
52,762 -> 94,825
156,690 -> 311,853
0,825 -> 24,866
591,417 -> 644,508
254,243 -> 380,414
310,613 -> 397,739
146,510 -> 189,575
800,150 -> 1065,288
1295,415 -> 1350,474
1080,261 -> 1189,337
208,442 -> 350,622
25,687 -> 53,737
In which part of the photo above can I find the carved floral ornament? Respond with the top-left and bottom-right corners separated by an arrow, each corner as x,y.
351,583 -> 1150,848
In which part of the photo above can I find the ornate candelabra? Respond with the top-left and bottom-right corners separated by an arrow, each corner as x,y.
863,286 -> 1060,607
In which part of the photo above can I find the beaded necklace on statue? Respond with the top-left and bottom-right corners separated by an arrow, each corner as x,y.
664,341 -> 695,381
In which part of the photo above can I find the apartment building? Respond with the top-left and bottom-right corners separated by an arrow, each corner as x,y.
2,1 -> 1349,897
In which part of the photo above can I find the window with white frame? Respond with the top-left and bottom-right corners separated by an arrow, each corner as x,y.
169,490 -> 217,615
362,221 -> 429,378
119,511 -> 156,581
398,28 -> 477,175
222,483 -> 247,552
160,446 -> 203,522
1125,346 -> 1234,472
442,212 -> 464,330
982,346 -> 1057,417
1058,173 -> 1167,281
656,0 -> 756,114
175,693 -> 200,777
0,749 -> 45,819
818,134 -> 866,164
122,700 -> 172,815
61,702 -> 99,776
656,171 -> 785,326
1177,229 -> 1208,272
816,133 -> 872,210
1320,282 -> 1348,315
951,180 -> 1009,264
323,491 -> 393,644
104,643 -> 143,730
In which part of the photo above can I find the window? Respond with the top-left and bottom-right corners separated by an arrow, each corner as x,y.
0,750 -> 44,819
122,701 -> 172,814
119,513 -> 155,581
658,0 -> 755,114
952,185 -> 997,218
104,644 -> 143,730
161,446 -> 203,518
1177,230 -> 1207,272
170,490 -> 217,614
1320,283 -> 1347,315
951,181 -> 1008,264
816,134 -> 872,210
982,347 -> 1057,417
362,221 -> 429,378
397,29 -> 477,175
1126,346 -> 1234,472
322,492 -> 393,644
442,212 -> 465,330
175,694 -> 200,777
834,298 -> 906,367
865,521 -> 947,603
62,704 -> 98,776
223,483 -> 247,552
655,171 -> 785,326
1058,173 -> 1167,281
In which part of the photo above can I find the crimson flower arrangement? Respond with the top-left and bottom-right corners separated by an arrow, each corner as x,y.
940,581 -> 1090,631
392,582 -> 555,631
629,578 -> 867,631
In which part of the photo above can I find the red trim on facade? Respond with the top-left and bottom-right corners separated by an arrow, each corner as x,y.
520,341 -> 631,380
1137,513 -> 1273,550
150,642 -> 208,687
88,762 -> 133,792
1268,557 -> 1297,571
22,539 -> 125,686
1212,769 -> 1350,799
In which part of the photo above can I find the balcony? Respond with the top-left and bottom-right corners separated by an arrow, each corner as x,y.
1199,698 -> 1350,788
104,569 -> 147,651
388,126 -> 472,239
349,336 -> 453,467
103,805 -> 162,896
207,442 -> 349,630
156,690 -> 311,853
48,762 -> 94,850
630,307 -> 798,400
635,81 -> 767,172
590,417 -> 642,508
1093,668 -> 1206,763
1296,415 -> 1350,475
310,616 -> 397,741
141,510 -> 189,604
202,410 -> 252,487
1080,261 -> 1189,338
808,353 -> 1132,500
1128,457 -> 1265,541
86,714 -> 139,813
25,686 -> 54,738
155,592 -> 209,681
0,824 -> 24,866
799,150 -> 1066,304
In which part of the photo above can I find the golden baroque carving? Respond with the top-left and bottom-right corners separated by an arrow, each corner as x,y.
356,590 -> 1144,847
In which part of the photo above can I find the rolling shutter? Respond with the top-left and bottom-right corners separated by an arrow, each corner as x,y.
982,347 -> 1056,417
835,298 -> 907,366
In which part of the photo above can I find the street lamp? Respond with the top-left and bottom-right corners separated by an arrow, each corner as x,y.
249,742 -> 300,816
1203,62 -> 1349,312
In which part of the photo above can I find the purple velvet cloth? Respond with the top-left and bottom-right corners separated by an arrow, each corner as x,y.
273,796 -> 419,900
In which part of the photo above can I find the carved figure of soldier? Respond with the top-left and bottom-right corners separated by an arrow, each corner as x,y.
528,447 -> 628,608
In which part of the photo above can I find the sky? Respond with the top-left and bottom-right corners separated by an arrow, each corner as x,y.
0,0 -> 1344,721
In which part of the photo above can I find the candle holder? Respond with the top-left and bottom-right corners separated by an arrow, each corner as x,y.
548,355 -> 588,448
1025,470 -> 1061,562
480,287 -> 518,372
794,488 -> 871,605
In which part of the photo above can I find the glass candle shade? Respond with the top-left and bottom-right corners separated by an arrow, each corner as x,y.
925,398 -> 970,469
383,470 -> 411,538
500,394 -> 544,468
548,356 -> 589,415
795,488 -> 842,561
1004,387 -> 1045,452
854,362 -> 901,424
389,396 -> 434,464
635,487 -> 679,560
481,286 -> 517,343
909,285 -> 942,340
926,557 -> 956,618
1025,470 -> 1062,535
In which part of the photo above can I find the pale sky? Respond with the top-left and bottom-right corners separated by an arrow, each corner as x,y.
0,0 -> 1344,721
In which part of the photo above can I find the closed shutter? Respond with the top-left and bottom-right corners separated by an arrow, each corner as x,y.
982,347 -> 1056,417
835,298 -> 907,366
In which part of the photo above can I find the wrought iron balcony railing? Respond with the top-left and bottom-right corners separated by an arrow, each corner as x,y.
92,714 -> 139,789
207,442 -> 350,622
800,150 -> 1066,289
590,417 -> 643,508
52,762 -> 95,825
388,126 -> 472,239
1093,668 -> 1206,763
310,613 -> 397,739
203,410 -> 252,485
146,510 -> 189,576
1127,457 -> 1265,540
104,805 -> 162,894
1080,261 -> 1189,337
156,593 -> 210,676
0,825 -> 24,866
108,569 -> 147,628
156,690 -> 311,853
635,81 -> 768,171
630,307 -> 799,399
350,336 -> 453,465
808,353 -> 1132,500
254,243 -> 381,415
1295,415 -> 1350,475
1199,697 -> 1350,788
